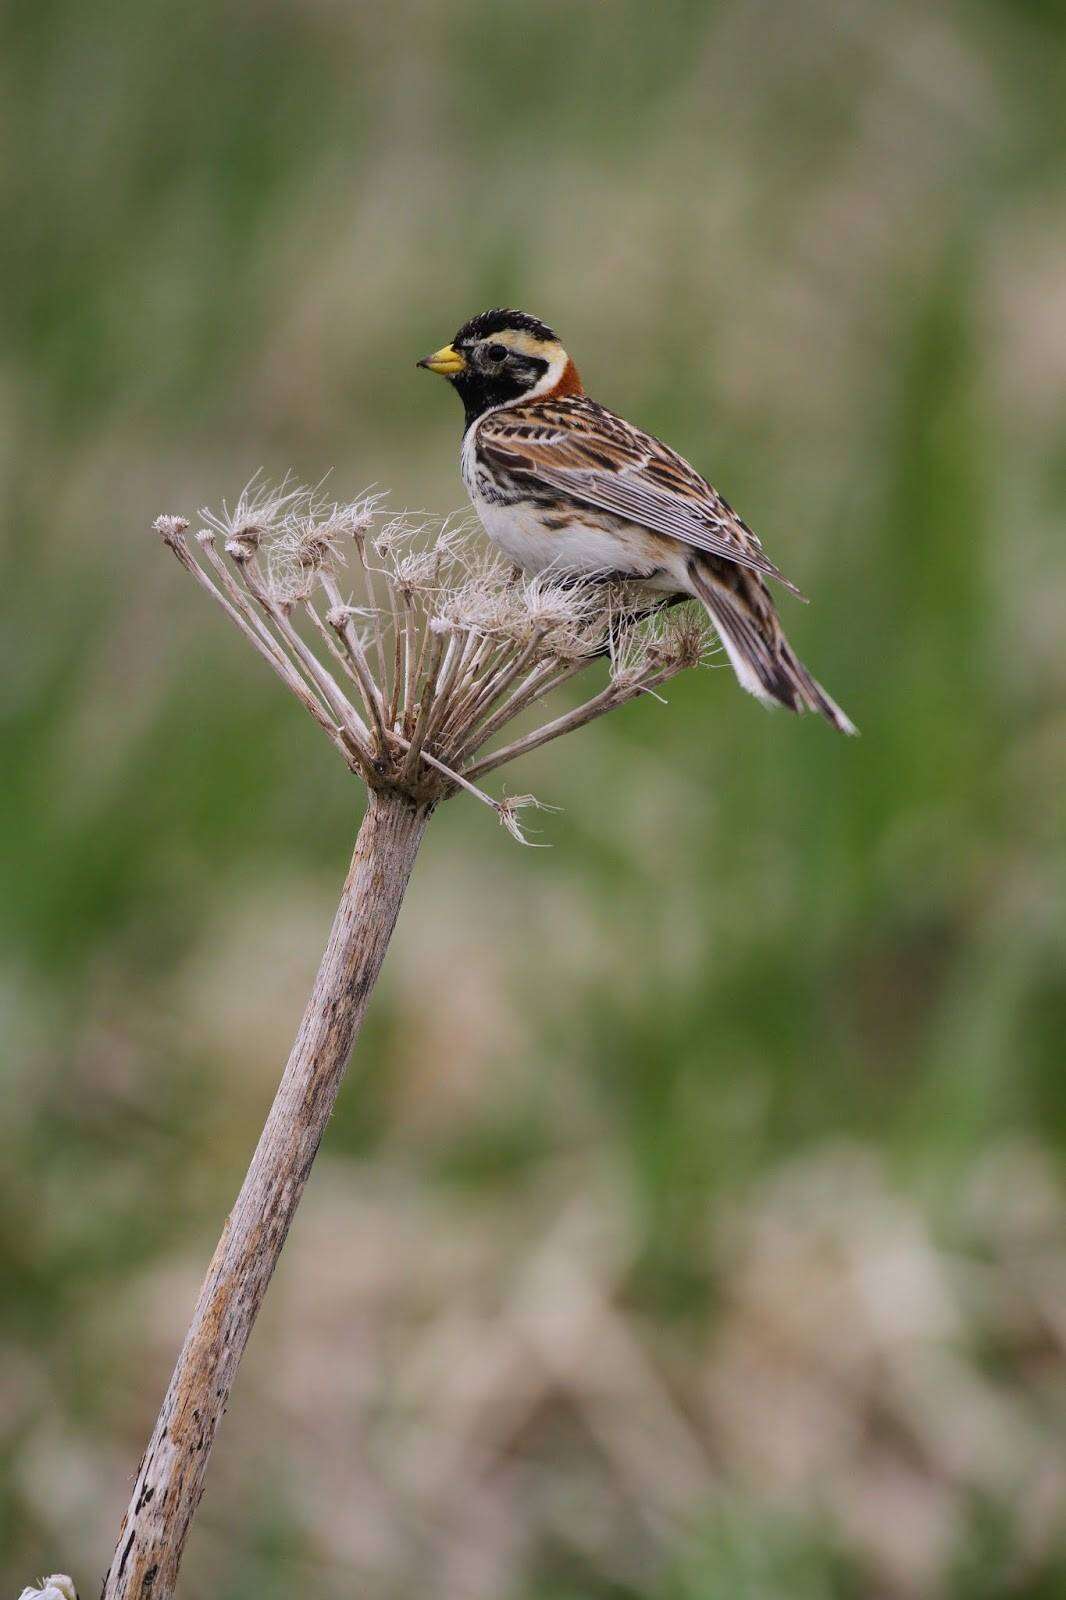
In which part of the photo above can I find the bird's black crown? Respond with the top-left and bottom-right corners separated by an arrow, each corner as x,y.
454,308 -> 558,346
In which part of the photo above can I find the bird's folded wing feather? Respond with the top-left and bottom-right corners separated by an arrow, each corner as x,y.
476,400 -> 805,598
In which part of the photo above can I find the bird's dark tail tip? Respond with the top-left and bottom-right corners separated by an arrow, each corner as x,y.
776,641 -> 859,735
691,568 -> 858,735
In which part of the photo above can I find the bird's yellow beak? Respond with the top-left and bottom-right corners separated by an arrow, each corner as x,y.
417,343 -> 466,377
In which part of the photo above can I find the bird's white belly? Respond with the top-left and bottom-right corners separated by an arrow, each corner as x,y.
471,492 -> 681,590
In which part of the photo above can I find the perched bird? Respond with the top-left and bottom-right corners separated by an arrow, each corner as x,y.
418,309 -> 855,732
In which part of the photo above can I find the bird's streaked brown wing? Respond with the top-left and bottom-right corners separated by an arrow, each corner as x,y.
475,397 -> 805,598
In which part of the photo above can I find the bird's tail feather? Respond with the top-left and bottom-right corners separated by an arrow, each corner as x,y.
690,566 -> 857,736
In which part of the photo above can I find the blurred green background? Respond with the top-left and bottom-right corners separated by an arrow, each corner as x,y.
3,1 -> 1065,1596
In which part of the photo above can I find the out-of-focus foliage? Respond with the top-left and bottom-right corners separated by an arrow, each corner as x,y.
2,1 -> 1064,1596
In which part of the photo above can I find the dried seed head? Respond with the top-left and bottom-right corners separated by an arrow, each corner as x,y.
391,547 -> 441,595
424,563 -> 605,663
326,602 -> 375,630
249,490 -> 388,606
609,621 -> 657,686
609,603 -> 711,684
517,573 -> 595,633
263,547 -> 314,605
432,509 -> 483,562
331,489 -> 389,541
152,514 -> 189,547
497,793 -> 558,846
200,471 -> 303,551
431,578 -> 521,638
662,605 -> 713,670
271,513 -> 347,577
373,513 -> 430,562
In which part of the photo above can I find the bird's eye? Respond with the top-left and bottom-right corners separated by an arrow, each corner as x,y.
487,343 -> 508,363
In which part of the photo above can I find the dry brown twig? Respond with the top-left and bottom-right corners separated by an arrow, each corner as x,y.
79,478 -> 710,1600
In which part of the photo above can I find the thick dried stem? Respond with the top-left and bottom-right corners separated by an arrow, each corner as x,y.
101,790 -> 432,1600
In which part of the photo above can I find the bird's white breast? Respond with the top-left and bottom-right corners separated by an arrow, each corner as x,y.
461,420 -> 683,588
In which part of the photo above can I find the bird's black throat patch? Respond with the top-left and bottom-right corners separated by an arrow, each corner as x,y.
451,357 -> 549,430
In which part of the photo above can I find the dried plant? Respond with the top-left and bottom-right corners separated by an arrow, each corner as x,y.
81,480 -> 710,1600
156,478 -> 707,840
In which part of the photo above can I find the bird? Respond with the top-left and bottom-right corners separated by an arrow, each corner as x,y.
418,308 -> 855,733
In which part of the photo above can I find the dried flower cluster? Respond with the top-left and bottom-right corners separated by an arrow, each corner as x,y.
154,476 -> 709,842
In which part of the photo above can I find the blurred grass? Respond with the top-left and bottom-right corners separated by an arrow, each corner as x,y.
2,0 -> 1065,1595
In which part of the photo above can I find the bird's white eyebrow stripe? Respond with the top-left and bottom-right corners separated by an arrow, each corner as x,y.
481,329 -> 562,360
